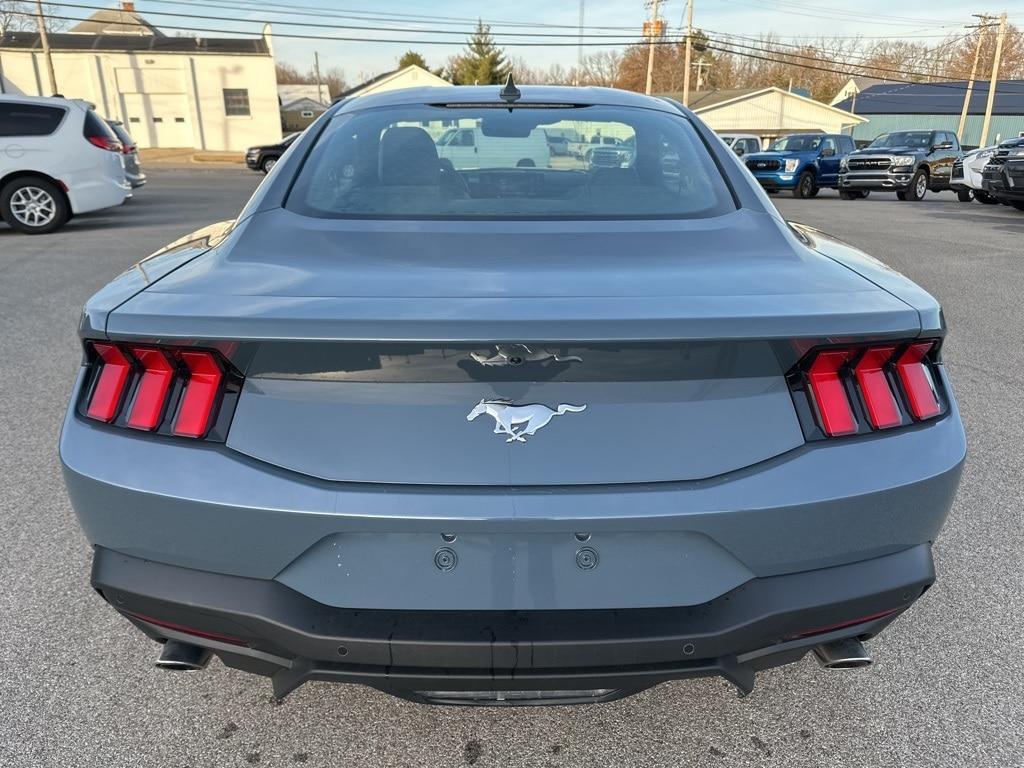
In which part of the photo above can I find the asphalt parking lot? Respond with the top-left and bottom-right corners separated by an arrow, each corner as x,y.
2,168 -> 1022,767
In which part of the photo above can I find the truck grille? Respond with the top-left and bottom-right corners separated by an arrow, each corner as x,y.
847,157 -> 892,171
951,158 -> 964,179
746,159 -> 780,171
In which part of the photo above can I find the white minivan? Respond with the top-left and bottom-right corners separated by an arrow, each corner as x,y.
436,126 -> 550,169
0,95 -> 130,234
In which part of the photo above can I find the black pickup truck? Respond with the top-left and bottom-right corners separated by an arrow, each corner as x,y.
980,136 -> 1024,211
838,130 -> 963,201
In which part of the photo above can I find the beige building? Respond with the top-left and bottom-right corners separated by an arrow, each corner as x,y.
0,6 -> 281,151
661,87 -> 867,145
829,77 -> 887,107
337,64 -> 451,99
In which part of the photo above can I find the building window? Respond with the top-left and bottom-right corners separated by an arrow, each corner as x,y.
223,88 -> 251,117
300,110 -> 315,118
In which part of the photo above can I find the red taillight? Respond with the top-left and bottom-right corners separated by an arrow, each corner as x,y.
123,611 -> 247,646
895,342 -> 941,420
82,341 -> 235,439
173,351 -> 223,438
87,135 -> 123,152
126,347 -> 175,431
795,339 -> 943,439
86,343 -> 132,422
853,346 -> 901,429
806,349 -> 857,436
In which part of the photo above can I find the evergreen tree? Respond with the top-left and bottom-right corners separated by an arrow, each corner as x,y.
451,21 -> 509,85
398,51 -> 429,70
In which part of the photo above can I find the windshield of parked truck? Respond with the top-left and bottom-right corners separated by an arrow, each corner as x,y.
769,135 -> 823,152
286,104 -> 735,220
868,131 -> 932,149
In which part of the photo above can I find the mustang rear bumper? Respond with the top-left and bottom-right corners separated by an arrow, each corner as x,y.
93,544 -> 934,704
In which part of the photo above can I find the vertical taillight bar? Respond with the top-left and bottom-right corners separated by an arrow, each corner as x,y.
86,343 -> 132,422
172,351 -> 224,438
895,342 -> 941,420
126,347 -> 176,431
806,349 -> 857,436
853,346 -> 901,429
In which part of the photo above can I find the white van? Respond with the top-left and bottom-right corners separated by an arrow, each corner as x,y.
0,95 -> 130,234
435,126 -> 550,169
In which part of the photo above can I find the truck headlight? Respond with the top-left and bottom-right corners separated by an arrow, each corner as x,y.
892,156 -> 915,166
784,158 -> 800,172
1008,148 -> 1024,158
840,157 -> 849,171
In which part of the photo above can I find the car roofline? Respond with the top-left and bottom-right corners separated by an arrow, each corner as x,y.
329,85 -> 689,117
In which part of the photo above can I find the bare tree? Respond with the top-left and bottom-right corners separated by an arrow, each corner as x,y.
0,1 -> 67,32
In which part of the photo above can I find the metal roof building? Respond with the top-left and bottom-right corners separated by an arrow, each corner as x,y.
833,79 -> 1024,147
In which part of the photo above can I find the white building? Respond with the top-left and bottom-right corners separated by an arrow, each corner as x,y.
337,64 -> 451,99
661,87 -> 867,145
0,5 -> 282,151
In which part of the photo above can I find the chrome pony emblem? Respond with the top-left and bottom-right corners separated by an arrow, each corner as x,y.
467,399 -> 587,443
469,344 -> 582,367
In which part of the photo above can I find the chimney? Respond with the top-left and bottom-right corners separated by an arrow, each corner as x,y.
121,2 -> 135,12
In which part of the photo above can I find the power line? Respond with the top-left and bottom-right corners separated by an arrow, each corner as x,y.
37,1 -> 664,39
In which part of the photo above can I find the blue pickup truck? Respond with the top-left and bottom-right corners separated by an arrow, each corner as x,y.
742,133 -> 857,198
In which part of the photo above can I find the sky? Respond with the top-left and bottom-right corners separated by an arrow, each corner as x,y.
52,0 -> 1019,83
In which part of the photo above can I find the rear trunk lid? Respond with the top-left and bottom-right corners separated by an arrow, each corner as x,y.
109,207 -> 920,486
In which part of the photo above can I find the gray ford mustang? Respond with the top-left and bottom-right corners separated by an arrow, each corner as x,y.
60,84 -> 965,706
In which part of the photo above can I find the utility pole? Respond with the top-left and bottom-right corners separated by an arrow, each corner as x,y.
682,0 -> 694,106
574,0 -> 584,86
958,15 -> 993,143
313,51 -> 324,102
34,0 -> 57,95
644,0 -> 660,96
979,12 -> 1007,147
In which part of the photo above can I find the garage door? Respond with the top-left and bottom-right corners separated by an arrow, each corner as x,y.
121,93 -> 193,148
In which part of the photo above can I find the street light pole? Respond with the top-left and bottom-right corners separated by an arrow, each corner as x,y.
34,0 -> 58,95
979,12 -> 1007,147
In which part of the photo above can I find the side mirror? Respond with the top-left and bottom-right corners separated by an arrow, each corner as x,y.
735,147 -> 745,156
932,142 -> 954,152
820,148 -> 836,157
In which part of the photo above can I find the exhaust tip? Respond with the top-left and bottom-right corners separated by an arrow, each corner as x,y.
156,640 -> 212,671
813,638 -> 872,670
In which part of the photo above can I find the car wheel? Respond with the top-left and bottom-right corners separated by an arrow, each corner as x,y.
957,188 -> 975,203
896,191 -> 907,201
516,159 -> 536,168
0,177 -> 70,234
907,169 -> 928,201
261,156 -> 278,174
792,171 -> 816,199
1011,201 -> 1024,212
975,190 -> 998,205
839,190 -> 855,200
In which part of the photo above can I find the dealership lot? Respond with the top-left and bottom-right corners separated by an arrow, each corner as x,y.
1,169 -> 1022,767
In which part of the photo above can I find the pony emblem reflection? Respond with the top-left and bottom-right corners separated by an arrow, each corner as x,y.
466,399 -> 587,443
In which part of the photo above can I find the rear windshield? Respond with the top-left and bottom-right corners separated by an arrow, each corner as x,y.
286,104 -> 734,220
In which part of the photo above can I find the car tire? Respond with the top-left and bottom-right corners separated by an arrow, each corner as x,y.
1010,201 -> 1024,212
896,191 -> 907,201
839,190 -> 867,200
516,159 -> 536,168
0,177 -> 70,234
957,188 -> 975,203
975,190 -> 998,205
261,156 -> 278,174
906,169 -> 928,201
792,171 -> 816,199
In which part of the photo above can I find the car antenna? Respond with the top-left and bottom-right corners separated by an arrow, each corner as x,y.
499,73 -> 521,110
